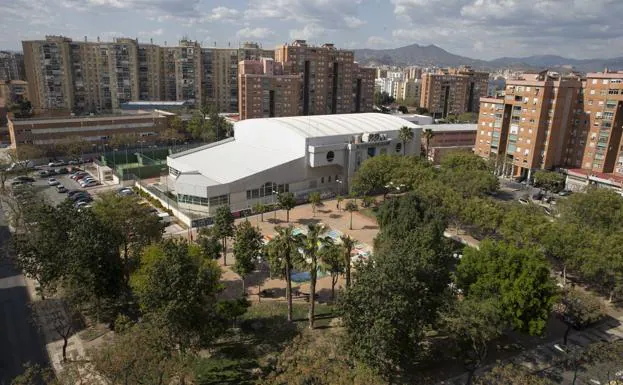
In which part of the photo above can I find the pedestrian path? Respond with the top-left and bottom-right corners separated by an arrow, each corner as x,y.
438,316 -> 623,384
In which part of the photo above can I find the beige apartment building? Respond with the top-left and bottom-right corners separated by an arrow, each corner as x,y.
420,66 -> 489,119
474,70 -> 623,180
275,40 -> 374,116
238,58 -> 300,120
8,111 -> 169,153
161,40 -> 202,106
0,80 -> 29,106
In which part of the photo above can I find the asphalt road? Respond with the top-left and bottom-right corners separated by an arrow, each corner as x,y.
0,208 -> 49,384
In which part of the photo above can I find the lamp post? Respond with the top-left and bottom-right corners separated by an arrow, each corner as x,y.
336,178 -> 343,196
272,190 -> 278,220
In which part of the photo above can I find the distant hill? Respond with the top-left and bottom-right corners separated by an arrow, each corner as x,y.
354,43 -> 489,68
354,44 -> 623,72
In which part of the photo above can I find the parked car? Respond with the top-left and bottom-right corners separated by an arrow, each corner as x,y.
117,188 -> 134,196
67,190 -> 86,197
46,169 -> 57,176
518,198 -> 529,205
71,172 -> 88,180
57,186 -> 68,193
48,178 -> 60,186
83,181 -> 98,187
55,167 -> 69,174
15,176 -> 35,183
69,193 -> 91,201
38,170 -> 49,178
79,179 -> 95,186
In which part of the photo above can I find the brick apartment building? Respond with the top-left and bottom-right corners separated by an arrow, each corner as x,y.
420,123 -> 477,164
8,111 -> 170,154
420,66 -> 489,119
273,40 -> 375,117
475,70 -> 623,181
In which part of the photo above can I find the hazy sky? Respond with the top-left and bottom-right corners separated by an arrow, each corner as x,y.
2,0 -> 622,60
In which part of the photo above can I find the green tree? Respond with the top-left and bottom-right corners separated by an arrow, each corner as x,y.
499,204 -> 549,247
350,155 -> 401,196
207,107 -> 234,140
541,221 -> 585,286
442,299 -> 504,385
580,231 -> 623,302
456,240 -> 558,336
11,363 -> 55,385
64,209 -> 125,323
90,321 -> 190,385
92,192 -> 164,284
187,105 -> 215,142
296,224 -> 333,329
266,225 -> 301,322
559,186 -> 623,233
461,197 -> 505,238
130,239 -> 222,350
533,170 -> 565,193
398,126 -> 414,156
252,202 -> 266,222
339,221 -> 452,377
374,91 -> 395,106
319,242 -> 344,301
12,203 -> 70,299
344,200 -> 358,230
439,151 -> 498,198
340,235 -> 355,289
554,288 -> 604,345
277,192 -> 296,223
197,227 -> 223,260
212,205 -> 235,265
232,220 -> 263,295
423,128 -> 434,158
162,115 -> 185,144
308,191 -> 321,217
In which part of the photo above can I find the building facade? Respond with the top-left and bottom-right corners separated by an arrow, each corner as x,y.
474,70 -> 623,181
167,113 -> 421,217
0,80 -> 29,106
274,40 -> 374,116
8,111 -> 169,152
420,123 -> 477,164
238,58 -> 300,120
0,51 -> 25,81
420,66 -> 490,119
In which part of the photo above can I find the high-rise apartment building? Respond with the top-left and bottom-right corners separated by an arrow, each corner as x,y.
137,43 -> 162,101
275,40 -> 373,116
401,79 -> 421,103
238,58 -> 300,120
420,66 -> 490,119
0,51 -> 25,81
0,80 -> 29,106
161,40 -> 202,106
474,71 -> 623,180
23,36 -> 74,112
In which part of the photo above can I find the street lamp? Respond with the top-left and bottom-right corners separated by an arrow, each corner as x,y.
336,178 -> 343,196
272,190 -> 278,220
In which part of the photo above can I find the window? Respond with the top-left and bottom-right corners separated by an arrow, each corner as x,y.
326,151 -> 335,162
321,177 -> 324,184
328,176 -> 332,183
395,143 -> 402,153
592,79 -> 598,84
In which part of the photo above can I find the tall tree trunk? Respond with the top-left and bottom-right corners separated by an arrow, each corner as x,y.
241,277 -> 245,296
562,264 -> 567,287
563,323 -> 571,345
62,336 -> 68,362
349,212 -> 353,230
345,252 -> 351,289
331,274 -> 337,301
260,212 -> 263,222
286,210 -> 290,223
465,369 -> 475,385
222,238 -> 227,265
403,140 -> 406,156
285,262 -> 293,322
308,259 -> 316,329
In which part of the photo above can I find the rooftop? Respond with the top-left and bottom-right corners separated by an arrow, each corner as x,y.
120,101 -> 192,107
236,113 -> 420,139
421,124 -> 477,132
11,111 -> 164,125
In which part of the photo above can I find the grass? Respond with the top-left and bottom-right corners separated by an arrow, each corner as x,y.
196,301 -> 337,384
359,207 -> 378,220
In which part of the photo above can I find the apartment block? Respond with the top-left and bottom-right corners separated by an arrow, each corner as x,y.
475,71 -> 604,180
355,66 -> 375,113
401,79 -> 421,103
204,48 -> 239,113
23,36 -> 74,112
420,66 -> 489,119
161,40 -> 202,105
582,72 -> 623,174
275,40 -> 373,116
138,43 -> 162,101
8,111 -> 169,152
0,51 -> 25,81
0,80 -> 29,106
238,58 -> 300,120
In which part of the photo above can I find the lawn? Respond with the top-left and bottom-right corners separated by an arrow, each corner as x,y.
193,301 -> 336,384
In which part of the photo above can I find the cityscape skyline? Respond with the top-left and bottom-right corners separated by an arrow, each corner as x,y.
2,0 -> 623,60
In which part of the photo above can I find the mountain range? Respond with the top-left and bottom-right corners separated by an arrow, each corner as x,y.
353,44 -> 623,73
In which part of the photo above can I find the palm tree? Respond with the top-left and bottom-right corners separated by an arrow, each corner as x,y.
344,200 -> 358,230
297,224 -> 333,329
336,195 -> 344,210
423,128 -> 434,160
309,192 -> 321,217
266,225 -> 300,322
399,126 -> 414,156
340,235 -> 355,289
319,243 -> 344,301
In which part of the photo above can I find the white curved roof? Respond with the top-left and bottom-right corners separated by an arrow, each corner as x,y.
235,112 -> 420,139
